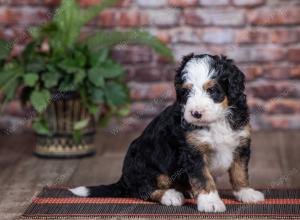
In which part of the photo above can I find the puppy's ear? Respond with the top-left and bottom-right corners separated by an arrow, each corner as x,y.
182,53 -> 194,64
175,53 -> 194,104
220,56 -> 246,105
227,66 -> 245,105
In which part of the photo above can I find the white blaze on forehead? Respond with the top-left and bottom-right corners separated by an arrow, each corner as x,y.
183,56 -> 213,90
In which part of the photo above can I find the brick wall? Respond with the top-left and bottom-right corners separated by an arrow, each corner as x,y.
1,0 -> 300,134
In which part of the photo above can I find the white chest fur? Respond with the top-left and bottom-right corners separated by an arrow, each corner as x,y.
192,120 -> 249,177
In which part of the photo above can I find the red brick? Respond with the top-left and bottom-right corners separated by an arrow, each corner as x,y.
2,100 -> 23,116
130,101 -> 172,117
112,46 -> 153,64
247,97 -> 265,114
129,82 -> 175,101
226,46 -> 285,63
240,65 -> 263,81
248,7 -> 300,26
235,29 -> 268,43
127,65 -> 175,82
270,29 -> 299,44
288,48 -> 300,62
168,0 -> 198,7
44,0 -> 61,6
172,28 -> 201,44
264,65 -> 290,80
184,9 -> 245,26
5,0 -> 43,5
232,0 -> 265,7
265,99 -> 300,114
202,28 -> 234,44
154,31 -> 171,44
118,10 -> 148,27
173,44 -> 224,61
147,9 -> 180,27
247,81 -> 299,100
290,65 -> 300,78
96,9 -> 116,27
80,0 -> 131,7
261,115 -> 300,130
200,0 -> 229,6
0,7 -> 49,25
137,0 -> 167,8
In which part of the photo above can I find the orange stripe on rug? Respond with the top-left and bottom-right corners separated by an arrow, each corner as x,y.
32,198 -> 300,205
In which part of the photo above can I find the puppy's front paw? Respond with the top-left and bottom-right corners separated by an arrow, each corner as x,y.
233,188 -> 265,203
197,191 -> 226,212
160,189 -> 184,206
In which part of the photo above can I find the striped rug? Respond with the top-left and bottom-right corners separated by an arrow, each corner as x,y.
21,187 -> 300,219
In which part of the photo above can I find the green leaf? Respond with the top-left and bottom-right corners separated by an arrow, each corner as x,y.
87,68 -> 104,87
86,30 -> 174,60
104,82 -> 129,107
53,0 -> 82,48
88,104 -> 99,116
32,118 -> 51,135
0,78 -> 19,112
90,87 -> 104,104
0,63 -> 23,111
89,48 -> 109,66
74,119 -> 89,130
0,39 -> 11,60
98,61 -> 124,79
58,59 -> 80,73
23,73 -> 39,87
27,58 -> 46,72
79,86 -> 99,116
59,78 -> 74,91
117,105 -> 130,116
30,89 -> 51,113
0,69 -> 20,89
74,51 -> 87,67
41,72 -> 60,88
73,129 -> 82,144
73,69 -> 86,85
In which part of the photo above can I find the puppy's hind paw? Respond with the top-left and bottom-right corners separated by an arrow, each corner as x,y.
160,189 -> 185,206
197,191 -> 226,212
233,188 -> 265,203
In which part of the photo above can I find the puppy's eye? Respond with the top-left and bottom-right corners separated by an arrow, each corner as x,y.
207,87 -> 217,94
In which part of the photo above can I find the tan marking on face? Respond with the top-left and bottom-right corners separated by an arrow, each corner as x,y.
203,80 -> 216,91
157,174 -> 172,189
229,159 -> 249,191
182,83 -> 193,90
222,96 -> 228,109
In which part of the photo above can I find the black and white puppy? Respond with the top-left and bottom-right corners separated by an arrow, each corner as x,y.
70,54 -> 264,212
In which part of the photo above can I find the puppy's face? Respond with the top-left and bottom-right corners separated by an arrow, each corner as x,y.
175,54 -> 245,126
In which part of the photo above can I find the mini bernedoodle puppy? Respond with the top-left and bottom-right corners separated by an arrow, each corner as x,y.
70,54 -> 265,212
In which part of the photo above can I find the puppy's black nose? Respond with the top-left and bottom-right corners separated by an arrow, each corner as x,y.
191,111 -> 202,119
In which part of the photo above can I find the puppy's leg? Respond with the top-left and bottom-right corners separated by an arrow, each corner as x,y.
229,141 -> 264,203
150,174 -> 184,206
183,150 -> 225,212
151,189 -> 185,206
190,164 -> 226,212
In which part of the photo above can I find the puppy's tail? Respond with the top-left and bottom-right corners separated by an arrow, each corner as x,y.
69,180 -> 129,198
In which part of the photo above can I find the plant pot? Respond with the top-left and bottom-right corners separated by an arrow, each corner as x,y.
34,91 -> 96,159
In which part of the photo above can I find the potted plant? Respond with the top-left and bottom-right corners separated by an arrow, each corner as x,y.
0,0 -> 173,158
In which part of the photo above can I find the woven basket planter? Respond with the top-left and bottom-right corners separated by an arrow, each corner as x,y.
34,91 -> 96,158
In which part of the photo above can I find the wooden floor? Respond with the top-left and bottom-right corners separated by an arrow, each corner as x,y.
0,129 -> 299,220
